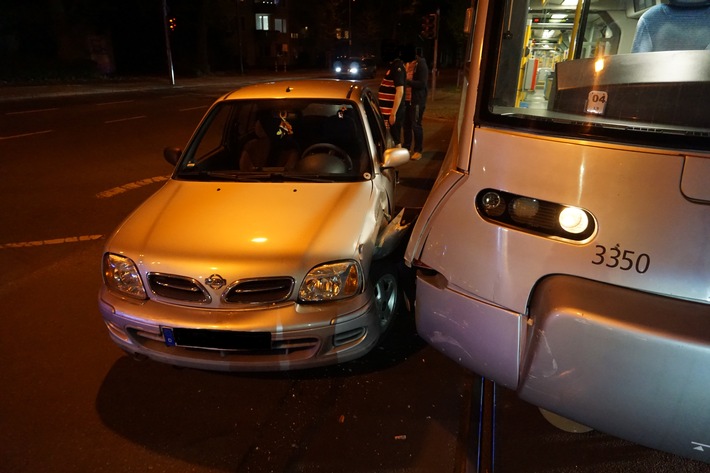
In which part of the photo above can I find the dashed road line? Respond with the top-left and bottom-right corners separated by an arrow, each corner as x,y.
6,108 -> 59,115
0,234 -> 103,250
104,115 -> 146,124
179,105 -> 209,112
97,99 -> 135,106
96,175 -> 170,198
0,130 -> 54,141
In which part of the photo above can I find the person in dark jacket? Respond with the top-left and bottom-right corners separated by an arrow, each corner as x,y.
402,46 -> 429,160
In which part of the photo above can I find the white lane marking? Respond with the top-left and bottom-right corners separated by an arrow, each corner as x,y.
0,130 -> 54,141
96,175 -> 170,199
1,175 -> 169,250
0,234 -> 103,250
97,100 -> 134,106
179,105 -> 209,112
104,115 -> 146,124
6,108 -> 59,115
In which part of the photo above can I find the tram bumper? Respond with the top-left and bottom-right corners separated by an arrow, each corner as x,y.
415,272 -> 710,462
520,275 -> 710,462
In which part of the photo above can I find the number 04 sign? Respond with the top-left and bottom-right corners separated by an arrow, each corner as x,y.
586,90 -> 608,115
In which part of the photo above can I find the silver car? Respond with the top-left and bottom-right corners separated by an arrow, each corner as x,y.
99,80 -> 411,371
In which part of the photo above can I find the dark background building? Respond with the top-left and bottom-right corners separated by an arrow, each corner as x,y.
0,0 -> 469,82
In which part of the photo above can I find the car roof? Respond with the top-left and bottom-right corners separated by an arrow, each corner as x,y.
221,79 -> 366,102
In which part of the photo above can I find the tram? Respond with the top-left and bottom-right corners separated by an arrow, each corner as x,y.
405,0 -> 710,462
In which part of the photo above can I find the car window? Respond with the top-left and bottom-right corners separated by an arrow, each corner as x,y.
189,104 -> 233,163
363,91 -> 387,156
178,99 -> 374,181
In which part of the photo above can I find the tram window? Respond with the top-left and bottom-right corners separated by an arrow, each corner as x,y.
485,0 -> 710,141
633,0 -> 656,12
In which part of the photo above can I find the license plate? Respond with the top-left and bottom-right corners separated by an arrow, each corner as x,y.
162,327 -> 271,350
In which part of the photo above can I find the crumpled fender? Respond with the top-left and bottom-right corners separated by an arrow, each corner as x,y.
373,207 -> 420,260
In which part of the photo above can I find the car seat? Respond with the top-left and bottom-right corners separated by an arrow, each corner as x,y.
240,116 -> 299,171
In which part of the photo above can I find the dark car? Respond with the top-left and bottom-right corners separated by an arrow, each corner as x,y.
334,56 -> 377,79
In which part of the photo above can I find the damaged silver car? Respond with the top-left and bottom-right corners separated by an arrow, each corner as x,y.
99,80 -> 411,371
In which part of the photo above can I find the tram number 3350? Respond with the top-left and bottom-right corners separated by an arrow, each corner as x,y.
592,244 -> 650,273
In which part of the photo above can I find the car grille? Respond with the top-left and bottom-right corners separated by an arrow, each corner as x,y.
223,277 -> 294,304
147,274 -> 295,305
147,273 -> 210,303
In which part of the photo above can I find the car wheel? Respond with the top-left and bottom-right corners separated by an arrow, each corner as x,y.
370,260 -> 400,336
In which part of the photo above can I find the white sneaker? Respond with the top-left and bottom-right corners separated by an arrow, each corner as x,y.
410,152 -> 422,161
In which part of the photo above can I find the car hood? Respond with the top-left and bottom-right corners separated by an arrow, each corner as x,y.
107,179 -> 379,278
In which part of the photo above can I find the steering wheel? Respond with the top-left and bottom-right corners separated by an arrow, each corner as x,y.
301,143 -> 353,172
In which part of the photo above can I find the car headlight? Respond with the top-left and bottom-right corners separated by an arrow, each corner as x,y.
102,253 -> 147,299
298,260 -> 363,302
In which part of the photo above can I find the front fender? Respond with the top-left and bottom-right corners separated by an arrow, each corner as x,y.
373,207 -> 419,260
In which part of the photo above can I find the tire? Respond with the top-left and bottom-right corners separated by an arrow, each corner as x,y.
369,259 -> 400,338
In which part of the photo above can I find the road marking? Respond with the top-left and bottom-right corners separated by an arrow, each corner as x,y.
6,108 -> 59,115
2,175 -> 169,250
692,441 -> 710,452
180,105 -> 209,112
96,175 -> 170,198
0,130 -> 54,141
97,99 -> 134,106
104,115 -> 146,124
0,234 -> 103,250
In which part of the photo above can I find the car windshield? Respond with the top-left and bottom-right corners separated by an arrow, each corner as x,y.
480,0 -> 710,149
176,99 -> 373,181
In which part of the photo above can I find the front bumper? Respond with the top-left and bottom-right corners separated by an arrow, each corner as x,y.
415,272 -> 710,462
99,286 -> 381,371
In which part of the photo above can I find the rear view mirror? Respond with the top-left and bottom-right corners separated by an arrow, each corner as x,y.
382,147 -> 410,169
163,147 -> 182,166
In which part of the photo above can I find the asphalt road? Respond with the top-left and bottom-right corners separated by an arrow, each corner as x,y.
0,77 -> 478,473
1,74 -> 708,473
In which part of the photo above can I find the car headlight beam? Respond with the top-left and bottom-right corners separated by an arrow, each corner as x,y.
299,260 -> 362,302
103,253 -> 147,299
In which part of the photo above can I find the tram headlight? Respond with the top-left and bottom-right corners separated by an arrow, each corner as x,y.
475,188 -> 596,242
559,206 -> 590,234
481,191 -> 506,216
511,197 -> 540,220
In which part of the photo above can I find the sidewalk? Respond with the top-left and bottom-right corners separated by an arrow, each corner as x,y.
0,70 -> 323,103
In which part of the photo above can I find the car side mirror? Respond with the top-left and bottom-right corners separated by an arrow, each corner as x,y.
163,147 -> 182,166
382,147 -> 410,169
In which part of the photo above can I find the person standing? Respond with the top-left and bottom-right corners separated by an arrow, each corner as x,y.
378,47 -> 406,146
403,46 -> 428,160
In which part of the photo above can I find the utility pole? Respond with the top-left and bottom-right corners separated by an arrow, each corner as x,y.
431,9 -> 439,101
236,0 -> 244,74
162,0 -> 176,85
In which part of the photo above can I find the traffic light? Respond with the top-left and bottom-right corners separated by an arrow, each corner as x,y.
168,17 -> 177,31
421,13 -> 437,40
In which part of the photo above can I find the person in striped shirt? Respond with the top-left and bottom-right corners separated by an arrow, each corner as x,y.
377,47 -> 406,146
